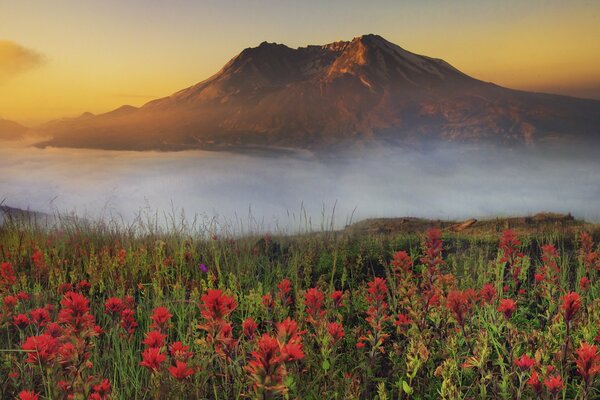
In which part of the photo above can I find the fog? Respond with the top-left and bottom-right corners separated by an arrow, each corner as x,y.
1,139 -> 599,233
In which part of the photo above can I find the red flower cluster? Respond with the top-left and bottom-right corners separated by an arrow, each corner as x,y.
561,291 -> 581,323
497,298 -> 517,319
576,342 -> 600,386
304,288 -> 325,323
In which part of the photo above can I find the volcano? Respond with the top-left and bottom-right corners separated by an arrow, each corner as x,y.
35,34 -> 600,152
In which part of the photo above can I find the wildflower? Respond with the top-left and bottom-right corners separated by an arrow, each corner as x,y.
21,334 -> 59,365
497,298 -> 517,319
57,283 -> 73,294
281,341 -> 305,361
91,379 -> 111,399
527,371 -> 543,394
276,318 -> 303,345
58,291 -> 92,327
327,322 -> 345,343
395,313 -> 412,327
544,374 -> 563,393
356,341 -> 365,349
262,293 -> 274,309
119,308 -> 138,335
13,313 -> 30,329
0,261 -> 16,287
277,278 -> 293,306
420,228 -> 444,273
579,276 -> 590,291
331,290 -> 344,308
169,361 -> 195,380
150,306 -> 172,331
18,391 -> 39,400
576,342 -> 600,386
199,263 -> 208,273
3,295 -> 18,309
77,280 -> 91,292
243,317 -> 258,340
29,307 -> 51,327
534,273 -> 545,283
367,278 -> 388,304
391,250 -> 413,274
170,341 -> 193,361
245,334 -> 286,397
446,290 -> 473,326
16,291 -> 30,301
142,330 -> 167,348
200,290 -> 237,321
304,288 -> 325,322
140,347 -> 166,371
479,283 -> 496,304
215,322 -> 237,357
561,291 -> 581,323
104,297 -> 124,315
57,342 -> 77,365
45,322 -> 62,338
31,249 -> 45,270
514,354 -> 535,370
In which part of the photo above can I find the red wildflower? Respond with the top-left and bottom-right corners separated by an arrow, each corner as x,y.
150,306 -> 172,331
261,293 -> 274,309
0,261 -> 16,287
57,342 -> 77,365
16,291 -> 30,301
395,313 -> 412,327
169,361 -> 195,380
366,277 -> 388,304
77,280 -> 91,292
534,273 -> 545,283
446,290 -> 474,326
170,341 -> 193,361
281,341 -> 305,361
420,228 -> 444,273
331,290 -> 344,308
140,347 -> 166,371
544,374 -> 563,393
13,313 -> 30,329
356,341 -> 365,349
104,297 -> 123,315
245,334 -> 286,396
561,291 -> 581,323
277,278 -> 293,306
276,317 -> 303,345
45,322 -> 62,338
119,308 -> 138,335
58,291 -> 92,327
497,298 -> 517,319
576,342 -> 600,386
21,334 -> 59,365
57,283 -> 73,294
243,317 -> 258,340
31,249 -> 45,271
304,288 -> 325,322
479,283 -> 496,304
391,250 -> 413,274
18,391 -> 39,400
215,322 -> 237,357
200,290 -> 237,321
514,354 -> 535,370
327,322 -> 345,343
142,330 -> 167,348
91,378 -> 111,399
29,307 -> 51,327
3,295 -> 18,309
527,371 -> 543,394
579,276 -> 591,291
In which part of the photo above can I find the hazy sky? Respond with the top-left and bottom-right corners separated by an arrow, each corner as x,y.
1,0 -> 599,124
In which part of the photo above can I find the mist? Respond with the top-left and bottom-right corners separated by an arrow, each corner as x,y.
1,139 -> 599,233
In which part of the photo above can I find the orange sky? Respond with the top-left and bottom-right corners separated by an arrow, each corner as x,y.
1,1 -> 599,125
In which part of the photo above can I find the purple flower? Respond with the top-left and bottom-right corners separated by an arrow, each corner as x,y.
199,264 -> 208,273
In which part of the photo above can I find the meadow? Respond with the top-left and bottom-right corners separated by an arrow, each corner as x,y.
0,216 -> 599,399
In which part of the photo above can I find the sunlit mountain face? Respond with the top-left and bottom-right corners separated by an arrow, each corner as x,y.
29,35 -> 600,153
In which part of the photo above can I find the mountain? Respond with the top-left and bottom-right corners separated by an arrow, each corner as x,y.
35,34 -> 600,152
0,118 -> 27,140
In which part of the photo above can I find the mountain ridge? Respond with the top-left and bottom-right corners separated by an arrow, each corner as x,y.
33,34 -> 600,152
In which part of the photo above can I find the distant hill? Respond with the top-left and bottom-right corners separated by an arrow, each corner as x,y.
35,34 -> 600,152
0,118 -> 27,140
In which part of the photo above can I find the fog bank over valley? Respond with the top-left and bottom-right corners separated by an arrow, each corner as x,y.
1,139 -> 599,232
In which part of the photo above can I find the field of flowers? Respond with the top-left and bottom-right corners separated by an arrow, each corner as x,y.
0,221 -> 599,399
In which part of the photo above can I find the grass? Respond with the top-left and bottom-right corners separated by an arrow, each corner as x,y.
0,214 -> 599,399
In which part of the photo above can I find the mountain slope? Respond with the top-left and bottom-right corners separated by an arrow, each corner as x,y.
35,34 -> 600,151
0,118 -> 27,140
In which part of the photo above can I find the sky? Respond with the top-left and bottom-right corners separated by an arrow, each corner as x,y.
1,0 -> 599,125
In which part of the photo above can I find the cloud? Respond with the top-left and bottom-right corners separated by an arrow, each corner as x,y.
0,40 -> 45,80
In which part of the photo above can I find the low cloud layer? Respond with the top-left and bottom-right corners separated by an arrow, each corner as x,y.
1,141 -> 599,233
0,40 -> 44,81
